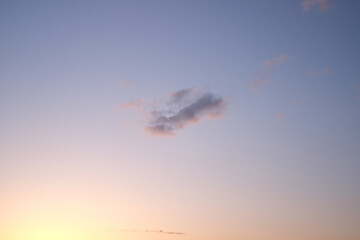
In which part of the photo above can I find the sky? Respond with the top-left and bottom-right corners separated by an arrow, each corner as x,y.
1,0 -> 360,239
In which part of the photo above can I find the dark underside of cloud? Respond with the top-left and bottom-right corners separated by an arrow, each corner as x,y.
146,88 -> 227,136
118,88 -> 227,136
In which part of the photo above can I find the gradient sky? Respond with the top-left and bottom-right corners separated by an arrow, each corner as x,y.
1,1 -> 360,240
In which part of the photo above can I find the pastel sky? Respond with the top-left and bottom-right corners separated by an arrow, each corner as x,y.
1,1 -> 360,240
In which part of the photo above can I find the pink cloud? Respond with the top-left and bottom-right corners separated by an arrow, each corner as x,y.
308,67 -> 330,75
114,80 -> 133,88
302,0 -> 335,12
118,99 -> 144,110
262,54 -> 289,67
277,113 -> 286,120
120,81 -> 131,88
250,54 -> 288,93
250,77 -> 270,92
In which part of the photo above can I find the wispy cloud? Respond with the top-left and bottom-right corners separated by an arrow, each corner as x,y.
250,54 -> 289,92
262,54 -> 289,67
111,229 -> 185,235
118,99 -> 144,110
302,0 -> 335,12
308,67 -> 330,75
250,77 -> 270,92
277,113 -> 286,120
118,88 -> 227,136
115,80 -> 133,88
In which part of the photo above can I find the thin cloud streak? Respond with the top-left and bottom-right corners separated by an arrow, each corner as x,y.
250,54 -> 288,92
308,67 -> 330,75
115,80 -> 133,88
118,99 -> 144,110
250,77 -> 269,92
111,229 -> 185,235
302,0 -> 335,12
262,54 -> 289,67
119,88 -> 227,136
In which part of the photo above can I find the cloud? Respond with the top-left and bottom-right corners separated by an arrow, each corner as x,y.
147,89 -> 227,136
118,88 -> 227,136
118,99 -> 144,110
302,0 -> 335,12
115,80 -> 133,88
250,77 -> 270,92
277,113 -> 286,119
308,67 -> 330,75
111,229 -> 185,235
250,54 -> 288,92
120,81 -> 131,88
169,88 -> 192,103
262,54 -> 289,67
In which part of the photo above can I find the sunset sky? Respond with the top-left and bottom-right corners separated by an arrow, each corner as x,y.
1,0 -> 360,240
